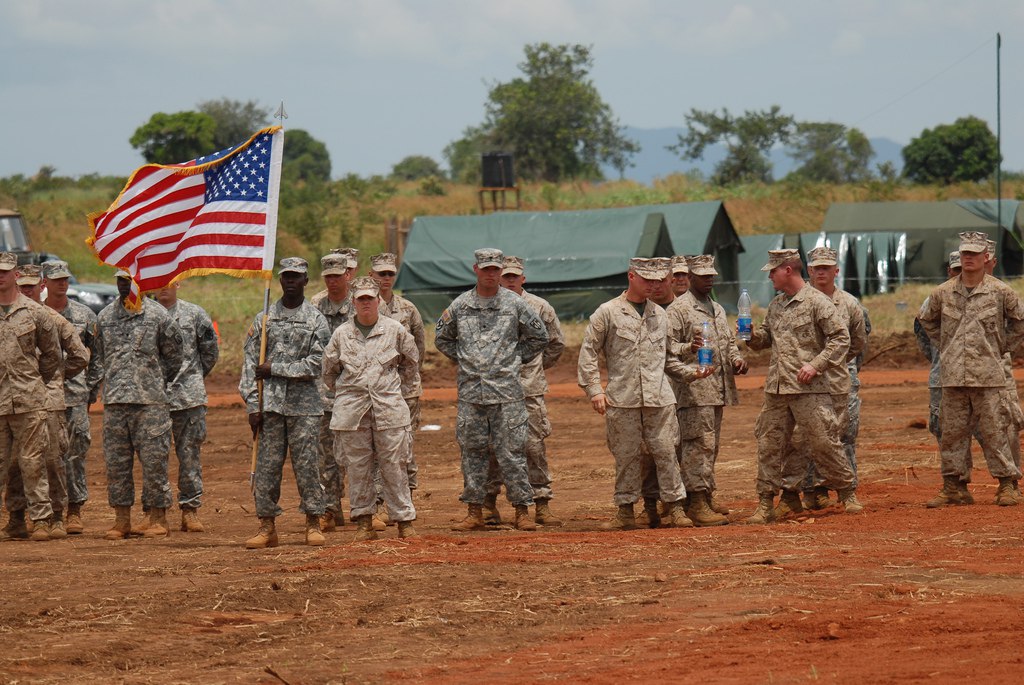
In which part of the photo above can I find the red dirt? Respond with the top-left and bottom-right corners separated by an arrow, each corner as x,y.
4,345 -> 1024,684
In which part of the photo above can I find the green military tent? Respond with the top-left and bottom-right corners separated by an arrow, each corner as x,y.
395,201 -> 743,321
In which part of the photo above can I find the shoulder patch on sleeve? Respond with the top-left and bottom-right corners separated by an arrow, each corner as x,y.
437,308 -> 452,327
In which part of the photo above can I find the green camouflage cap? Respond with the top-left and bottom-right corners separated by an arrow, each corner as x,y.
277,257 -> 308,275
320,253 -> 349,276
474,248 -> 504,269
41,259 -> 73,280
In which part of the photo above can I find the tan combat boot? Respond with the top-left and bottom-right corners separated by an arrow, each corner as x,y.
482,493 -> 502,525
838,488 -> 864,513
372,504 -> 388,531
105,506 -> 133,540
957,481 -> 975,505
130,509 -> 151,535
773,490 -> 804,519
181,507 -> 205,533
397,520 -> 418,539
65,503 -> 84,535
802,486 -> 832,510
745,495 -> 776,525
601,503 -> 637,531
926,476 -> 963,508
708,491 -> 730,515
686,491 -> 728,527
319,510 -> 338,532
30,518 -> 52,541
1,510 -> 29,541
144,508 -> 169,538
353,515 -> 378,542
662,500 -> 694,528
635,498 -> 661,529
451,504 -> 487,532
49,514 -> 68,539
995,478 -> 1019,507
305,514 -> 326,546
245,517 -> 278,549
513,505 -> 537,531
534,498 -> 563,527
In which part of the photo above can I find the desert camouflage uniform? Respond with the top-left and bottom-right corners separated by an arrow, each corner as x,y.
486,290 -> 565,501
578,293 -> 699,506
665,290 -> 742,493
434,287 -> 548,506
165,299 -> 219,510
56,300 -> 102,508
379,292 -> 425,491
919,274 -> 1024,481
323,316 -> 419,522
311,289 -> 352,516
746,284 -> 855,497
0,294 -> 62,523
96,298 -> 183,509
240,299 -> 330,518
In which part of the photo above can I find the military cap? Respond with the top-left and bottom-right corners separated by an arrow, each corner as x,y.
16,264 -> 41,286
370,252 -> 398,273
987,239 -> 997,256
806,246 -> 838,267
671,255 -> 690,274
761,248 -> 801,272
687,254 -> 718,276
0,252 -> 16,271
959,231 -> 990,254
630,257 -> 670,280
320,253 -> 349,276
501,255 -> 525,276
474,248 -> 504,269
277,257 -> 308,275
948,251 -> 961,269
114,269 -> 132,280
351,276 -> 380,299
331,247 -> 359,269
41,259 -> 73,280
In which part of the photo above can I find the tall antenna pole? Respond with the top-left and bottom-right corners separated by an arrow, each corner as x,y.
996,33 -> 1002,231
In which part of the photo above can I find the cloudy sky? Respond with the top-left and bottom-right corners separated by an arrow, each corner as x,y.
3,0 -> 1021,181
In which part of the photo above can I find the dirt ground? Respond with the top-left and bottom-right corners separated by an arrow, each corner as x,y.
3,343 -> 1024,685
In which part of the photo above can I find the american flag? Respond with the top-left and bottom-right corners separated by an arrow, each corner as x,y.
88,126 -> 283,308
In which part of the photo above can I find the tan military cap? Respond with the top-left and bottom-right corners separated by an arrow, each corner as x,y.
761,248 -> 801,272
807,246 -> 838,267
277,257 -> 308,275
335,247 -> 360,269
948,251 -> 961,269
0,252 -> 16,271
320,253 -> 349,276
474,248 -> 504,269
16,264 -> 41,286
41,260 -> 73,280
987,239 -> 997,256
959,231 -> 990,254
501,256 -> 524,276
351,276 -> 380,299
115,269 -> 132,279
687,254 -> 718,276
370,252 -> 398,273
671,255 -> 689,274
630,257 -> 670,280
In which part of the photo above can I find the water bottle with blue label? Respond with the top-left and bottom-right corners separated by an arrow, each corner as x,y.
737,288 -> 752,341
698,320 -> 714,371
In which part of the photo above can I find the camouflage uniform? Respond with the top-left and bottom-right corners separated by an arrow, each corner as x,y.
379,291 -> 425,490
434,286 -> 548,507
96,298 -> 183,509
323,314 -> 420,522
165,298 -> 219,509
311,286 -> 353,516
915,298 -> 943,439
240,299 -> 330,518
0,292 -> 63,524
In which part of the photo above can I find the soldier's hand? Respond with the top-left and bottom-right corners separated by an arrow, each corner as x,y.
796,363 -> 818,384
734,358 -> 749,375
255,362 -> 272,380
591,393 -> 607,416
689,335 -> 702,354
695,365 -> 715,379
248,412 -> 263,438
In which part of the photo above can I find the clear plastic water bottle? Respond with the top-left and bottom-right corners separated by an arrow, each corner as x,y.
737,288 -> 752,341
698,320 -> 714,371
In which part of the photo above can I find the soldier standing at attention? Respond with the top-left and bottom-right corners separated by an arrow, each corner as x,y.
241,257 -> 331,548
155,283 -> 219,533
919,232 -> 1024,507
435,248 -> 548,532
323,277 -> 420,541
310,250 -> 355,531
670,256 -> 690,297
42,260 -> 102,534
95,270 -> 183,539
578,257 -> 710,531
743,249 -> 859,524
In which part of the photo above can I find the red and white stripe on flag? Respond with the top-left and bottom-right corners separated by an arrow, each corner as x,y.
88,126 -> 283,308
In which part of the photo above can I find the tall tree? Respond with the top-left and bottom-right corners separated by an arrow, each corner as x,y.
391,155 -> 444,181
129,111 -> 216,164
787,122 -> 874,183
281,129 -> 331,183
902,116 -> 999,184
669,106 -> 795,185
198,98 -> 271,149
443,125 -> 488,184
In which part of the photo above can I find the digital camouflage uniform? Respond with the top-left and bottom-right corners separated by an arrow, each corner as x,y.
311,287 -> 352,516
96,298 -> 183,509
379,291 -> 425,490
323,315 -> 419,522
165,298 -> 219,509
240,298 -> 330,518
434,286 -> 548,507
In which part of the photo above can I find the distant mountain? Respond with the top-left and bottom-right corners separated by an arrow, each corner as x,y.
604,126 -> 904,185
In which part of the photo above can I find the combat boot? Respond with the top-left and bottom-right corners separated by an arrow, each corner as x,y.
534,498 -> 563,527
397,520 -> 418,539
49,514 -> 68,540
708,491 -> 730,515
65,503 -> 84,535
130,509 -> 151,535
635,498 -> 661,529
319,510 -> 338,532
181,507 -> 205,533
353,515 -> 378,542
601,503 -> 637,531
451,504 -> 487,531
802,486 -> 832,510
305,514 -> 326,546
372,504 -> 388,531
773,490 -> 804,519
686,491 -> 728,527
995,477 -> 1019,507
104,506 -> 132,540
838,488 -> 864,513
662,500 -> 694,528
30,518 -> 51,541
514,505 -> 537,531
2,510 -> 29,541
482,493 -> 502,525
745,495 -> 776,525
926,476 -> 963,508
957,481 -> 975,505
245,517 -> 278,549
143,508 -> 169,538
